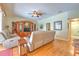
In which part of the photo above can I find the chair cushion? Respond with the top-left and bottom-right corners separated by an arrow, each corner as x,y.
2,31 -> 8,39
3,36 -> 20,48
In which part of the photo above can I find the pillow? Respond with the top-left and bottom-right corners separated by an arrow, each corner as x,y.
0,33 -> 6,44
2,31 -> 8,39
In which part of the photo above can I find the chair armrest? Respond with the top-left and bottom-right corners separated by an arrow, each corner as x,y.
3,36 -> 20,48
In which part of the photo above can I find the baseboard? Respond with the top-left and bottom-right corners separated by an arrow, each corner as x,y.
55,37 -> 69,41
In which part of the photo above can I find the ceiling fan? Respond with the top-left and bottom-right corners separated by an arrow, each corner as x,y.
28,10 -> 44,17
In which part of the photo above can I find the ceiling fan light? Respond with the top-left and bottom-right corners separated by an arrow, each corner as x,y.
31,10 -> 43,17
33,14 -> 37,17
32,13 -> 37,17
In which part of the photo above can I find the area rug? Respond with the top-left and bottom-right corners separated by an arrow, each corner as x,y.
0,48 -> 13,56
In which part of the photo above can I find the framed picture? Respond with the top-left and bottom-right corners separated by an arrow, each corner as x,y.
40,24 -> 43,29
54,21 -> 62,30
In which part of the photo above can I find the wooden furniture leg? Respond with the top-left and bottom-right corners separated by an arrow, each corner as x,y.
18,38 -> 27,56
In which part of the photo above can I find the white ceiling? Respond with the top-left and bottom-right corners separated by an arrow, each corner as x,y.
3,3 -> 79,20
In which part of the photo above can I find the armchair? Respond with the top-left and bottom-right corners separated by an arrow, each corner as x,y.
0,32 -> 20,48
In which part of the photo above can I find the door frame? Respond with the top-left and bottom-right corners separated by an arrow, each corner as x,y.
67,18 -> 79,41
67,19 -> 72,41
46,23 -> 50,31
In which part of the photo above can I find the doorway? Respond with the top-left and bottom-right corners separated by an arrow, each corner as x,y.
68,18 -> 79,41
46,23 -> 50,31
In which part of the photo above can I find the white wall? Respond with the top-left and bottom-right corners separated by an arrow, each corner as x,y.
38,10 -> 79,40
2,9 -> 79,41
68,10 -> 79,19
6,16 -> 38,32
38,12 -> 69,40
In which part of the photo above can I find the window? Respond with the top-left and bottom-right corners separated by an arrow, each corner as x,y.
0,7 -> 2,32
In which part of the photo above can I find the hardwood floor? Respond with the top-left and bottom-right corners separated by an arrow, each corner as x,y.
27,39 -> 74,56
0,39 -> 74,56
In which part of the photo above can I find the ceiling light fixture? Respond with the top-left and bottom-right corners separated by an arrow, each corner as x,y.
31,10 -> 43,17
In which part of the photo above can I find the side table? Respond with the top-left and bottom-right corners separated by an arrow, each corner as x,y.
18,38 -> 27,56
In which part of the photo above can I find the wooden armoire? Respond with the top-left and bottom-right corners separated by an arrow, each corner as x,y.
12,21 -> 36,37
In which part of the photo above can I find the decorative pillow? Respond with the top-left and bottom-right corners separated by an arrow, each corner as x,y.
0,33 -> 6,44
2,31 -> 8,39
